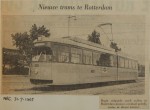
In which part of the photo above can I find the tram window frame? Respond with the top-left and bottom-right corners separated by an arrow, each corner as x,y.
51,44 -> 59,62
132,60 -> 135,69
93,51 -> 101,66
112,55 -> 117,67
128,60 -> 132,69
53,44 -> 70,63
118,57 -> 125,68
133,61 -> 137,69
135,62 -> 138,69
135,61 -> 137,69
71,47 -> 82,64
83,49 -> 93,65
133,61 -> 135,69
125,58 -> 129,68
132,61 -> 135,69
131,60 -> 133,69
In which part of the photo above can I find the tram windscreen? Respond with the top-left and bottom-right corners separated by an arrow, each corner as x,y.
32,46 -> 53,62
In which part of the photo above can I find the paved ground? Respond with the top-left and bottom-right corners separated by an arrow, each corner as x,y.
1,75 -> 145,95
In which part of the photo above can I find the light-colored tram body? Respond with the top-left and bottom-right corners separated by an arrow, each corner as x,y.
30,37 -> 138,85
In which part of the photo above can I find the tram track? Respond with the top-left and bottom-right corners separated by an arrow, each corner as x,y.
2,76 -> 144,94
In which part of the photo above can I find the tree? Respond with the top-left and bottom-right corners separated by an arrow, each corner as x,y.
110,41 -> 121,52
2,48 -> 25,74
88,30 -> 101,44
99,53 -> 111,66
11,24 -> 50,65
30,24 -> 50,41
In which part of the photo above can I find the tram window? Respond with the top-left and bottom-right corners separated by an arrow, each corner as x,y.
113,55 -> 117,67
32,47 -> 52,62
109,55 -> 117,67
99,53 -> 111,67
119,57 -> 125,68
134,62 -> 136,69
129,60 -> 132,68
71,47 -> 82,64
131,60 -> 133,69
38,51 -> 47,61
132,61 -> 135,69
83,50 -> 92,65
134,61 -> 137,69
134,61 -> 136,69
136,62 -> 138,69
135,62 -> 138,69
51,45 -> 59,62
110,55 -> 114,66
58,45 -> 69,63
130,60 -> 133,69
46,54 -> 52,61
135,62 -> 137,69
125,59 -> 129,68
93,52 -> 101,66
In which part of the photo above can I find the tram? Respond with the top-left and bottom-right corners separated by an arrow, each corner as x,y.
30,36 -> 138,85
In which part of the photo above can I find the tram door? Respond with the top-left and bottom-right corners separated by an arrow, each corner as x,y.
99,54 -> 118,82
31,46 -> 53,81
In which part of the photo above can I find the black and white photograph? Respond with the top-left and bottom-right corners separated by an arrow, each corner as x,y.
2,15 -> 145,95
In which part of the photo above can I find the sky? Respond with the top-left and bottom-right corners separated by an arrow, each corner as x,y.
2,15 -> 145,64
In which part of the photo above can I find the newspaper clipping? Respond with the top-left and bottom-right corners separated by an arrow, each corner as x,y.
0,0 -> 149,110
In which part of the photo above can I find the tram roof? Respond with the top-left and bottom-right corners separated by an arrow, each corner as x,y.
34,36 -> 116,54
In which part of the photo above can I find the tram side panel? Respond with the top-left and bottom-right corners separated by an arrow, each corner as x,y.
76,64 -> 102,84
117,56 -> 138,81
51,63 -> 118,85
99,66 -> 117,82
52,63 -> 102,85
30,62 -> 53,83
31,63 -> 52,80
117,68 -> 138,81
76,65 -> 117,83
52,63 -> 80,85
